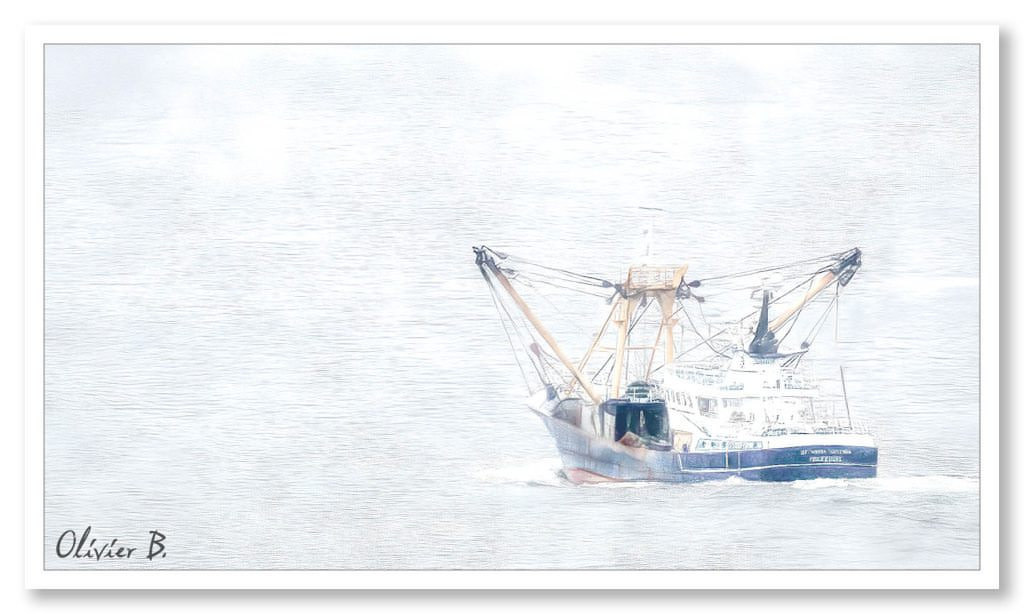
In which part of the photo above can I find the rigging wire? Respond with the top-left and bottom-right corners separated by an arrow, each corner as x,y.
486,286 -> 532,388
489,246 -> 843,299
776,274 -> 818,346
691,251 -> 843,285
802,292 -> 840,348
677,300 -> 733,359
509,262 -> 611,289
695,295 -> 712,337
512,272 -> 613,299
685,269 -> 816,328
648,266 -> 827,375
498,252 -> 614,288
480,269 -> 547,386
479,245 -> 851,392
515,278 -> 600,340
587,298 -> 655,386
481,256 -> 606,393
530,342 -> 559,383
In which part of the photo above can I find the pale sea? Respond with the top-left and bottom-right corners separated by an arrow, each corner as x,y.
44,44 -> 980,569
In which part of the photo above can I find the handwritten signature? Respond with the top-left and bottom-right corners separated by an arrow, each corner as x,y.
55,526 -> 166,562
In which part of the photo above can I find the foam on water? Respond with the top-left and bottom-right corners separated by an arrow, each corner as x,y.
473,457 -> 566,487
862,475 -> 979,493
791,478 -> 852,490
476,460 -> 979,496
792,475 -> 978,493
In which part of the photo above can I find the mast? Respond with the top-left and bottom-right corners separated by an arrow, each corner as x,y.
605,208 -> 689,395
840,365 -> 853,428
475,248 -> 604,405
609,263 -> 688,396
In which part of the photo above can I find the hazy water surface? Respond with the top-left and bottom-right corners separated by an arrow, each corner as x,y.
44,44 -> 980,569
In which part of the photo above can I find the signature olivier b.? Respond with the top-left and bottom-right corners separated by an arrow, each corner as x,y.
55,526 -> 167,562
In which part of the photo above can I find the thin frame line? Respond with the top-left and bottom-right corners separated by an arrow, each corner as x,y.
38,40 -> 985,574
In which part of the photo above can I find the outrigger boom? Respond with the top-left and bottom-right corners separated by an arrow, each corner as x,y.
475,247 -> 603,404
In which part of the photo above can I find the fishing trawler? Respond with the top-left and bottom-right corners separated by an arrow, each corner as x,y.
473,243 -> 877,483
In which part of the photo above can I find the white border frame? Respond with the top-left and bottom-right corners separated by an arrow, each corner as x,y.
24,24 -> 1000,590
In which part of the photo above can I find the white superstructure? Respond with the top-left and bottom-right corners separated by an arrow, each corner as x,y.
656,350 -> 873,451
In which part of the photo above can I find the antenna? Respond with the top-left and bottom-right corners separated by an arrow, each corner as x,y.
637,206 -> 666,261
834,282 -> 840,342
839,365 -> 853,428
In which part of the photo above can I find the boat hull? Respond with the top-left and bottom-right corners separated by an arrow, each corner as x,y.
535,409 -> 877,484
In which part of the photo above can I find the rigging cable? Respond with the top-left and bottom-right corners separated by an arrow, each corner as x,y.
480,268 -> 547,386
649,267 -> 826,375
484,259 -> 605,391
587,297 -> 655,386
480,246 -> 851,392
515,277 -> 599,339
801,292 -> 840,349
486,287 -> 532,388
509,262 -> 611,289
498,252 -> 614,288
776,274 -> 818,346
677,299 -> 733,359
690,251 -> 844,285
511,272 -> 613,299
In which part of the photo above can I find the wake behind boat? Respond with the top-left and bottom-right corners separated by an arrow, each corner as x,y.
473,242 -> 876,484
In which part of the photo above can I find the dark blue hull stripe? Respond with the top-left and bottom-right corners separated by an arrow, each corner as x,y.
535,410 -> 878,483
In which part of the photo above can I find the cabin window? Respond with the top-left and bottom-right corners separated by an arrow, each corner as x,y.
605,400 -> 670,443
697,397 -> 718,418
